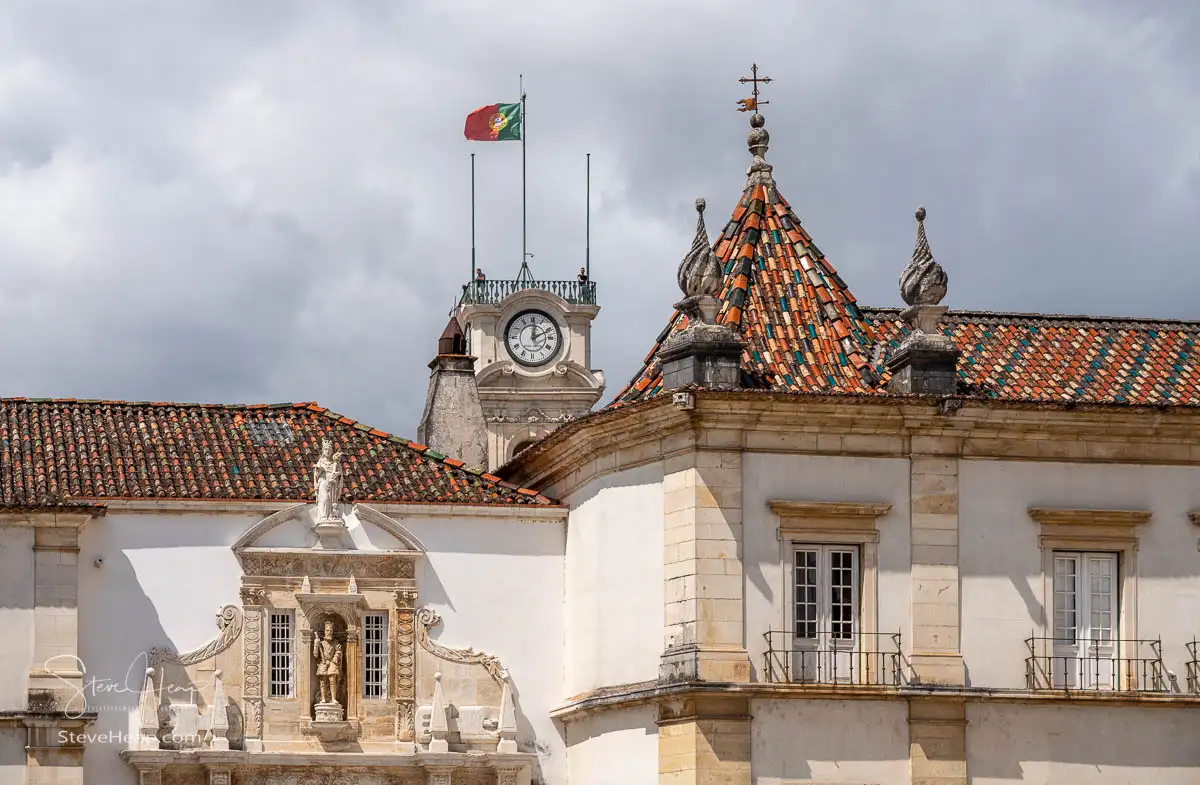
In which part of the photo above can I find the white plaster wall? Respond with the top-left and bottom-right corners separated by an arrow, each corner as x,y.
403,513 -> 567,785
0,726 -> 27,785
967,702 -> 1200,783
0,526 -> 34,711
76,506 -> 568,785
565,706 -> 658,785
960,460 -> 1200,689
563,463 -> 665,695
78,511 -> 254,785
743,454 -> 911,677
751,698 -> 909,784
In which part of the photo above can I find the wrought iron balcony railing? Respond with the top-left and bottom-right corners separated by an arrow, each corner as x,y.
460,278 -> 597,306
1024,637 -> 1172,692
1187,640 -> 1200,694
763,631 -> 904,687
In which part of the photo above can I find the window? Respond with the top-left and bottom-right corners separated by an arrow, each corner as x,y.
1052,551 -> 1117,688
791,545 -> 860,682
268,612 -> 294,698
362,613 -> 389,698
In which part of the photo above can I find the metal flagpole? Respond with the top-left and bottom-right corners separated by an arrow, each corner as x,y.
585,153 -> 591,279
470,153 -> 477,283
520,74 -> 527,274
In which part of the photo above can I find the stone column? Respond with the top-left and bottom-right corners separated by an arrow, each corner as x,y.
23,716 -> 90,785
658,697 -> 751,785
908,698 -> 967,785
297,627 -> 314,719
239,587 -> 266,749
345,631 -> 360,721
28,520 -> 86,712
394,589 -> 418,744
909,448 -> 964,685
660,446 -> 749,684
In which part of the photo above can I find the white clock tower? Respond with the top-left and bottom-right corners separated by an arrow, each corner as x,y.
457,266 -> 605,469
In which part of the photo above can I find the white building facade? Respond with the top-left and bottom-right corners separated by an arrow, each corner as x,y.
2,102 -> 1200,785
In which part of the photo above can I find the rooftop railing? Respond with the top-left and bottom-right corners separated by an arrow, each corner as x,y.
460,278 -> 597,306
1187,641 -> 1199,694
1024,637 -> 1172,692
763,631 -> 904,687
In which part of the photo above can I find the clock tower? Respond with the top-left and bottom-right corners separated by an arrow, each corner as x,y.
457,265 -> 605,470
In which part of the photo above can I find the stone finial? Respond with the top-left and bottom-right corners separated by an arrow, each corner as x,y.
209,669 -> 230,751
429,672 -> 449,753
496,673 -> 518,753
137,667 -> 160,750
676,198 -> 723,301
899,206 -> 948,307
746,113 -> 773,185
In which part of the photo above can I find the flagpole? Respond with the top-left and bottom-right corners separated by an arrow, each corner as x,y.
470,152 -> 476,283
520,74 -> 527,275
585,153 -> 591,280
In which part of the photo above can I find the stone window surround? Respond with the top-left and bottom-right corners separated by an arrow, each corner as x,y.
770,501 -> 893,642
1028,507 -> 1152,668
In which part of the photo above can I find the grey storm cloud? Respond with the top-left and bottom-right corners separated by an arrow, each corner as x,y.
1,1 -> 1198,436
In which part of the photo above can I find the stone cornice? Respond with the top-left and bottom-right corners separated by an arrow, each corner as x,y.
549,680 -> 1200,723
0,510 -> 101,527
503,391 -> 1200,498
769,501 -> 893,520
1028,508 -> 1153,528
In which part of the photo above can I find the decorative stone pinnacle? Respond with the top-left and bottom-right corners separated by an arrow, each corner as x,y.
899,205 -> 948,307
676,197 -> 723,302
746,113 -> 773,184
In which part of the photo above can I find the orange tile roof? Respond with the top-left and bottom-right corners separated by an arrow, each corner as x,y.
614,171 -> 1199,409
616,177 -> 880,403
0,400 -> 558,508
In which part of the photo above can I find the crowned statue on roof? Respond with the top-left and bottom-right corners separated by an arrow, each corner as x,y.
313,438 -> 344,524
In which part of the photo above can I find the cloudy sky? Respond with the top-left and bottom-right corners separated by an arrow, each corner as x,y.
1,1 -> 1198,436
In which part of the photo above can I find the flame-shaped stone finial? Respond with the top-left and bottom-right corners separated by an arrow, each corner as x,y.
899,206 -> 948,307
677,198 -> 724,299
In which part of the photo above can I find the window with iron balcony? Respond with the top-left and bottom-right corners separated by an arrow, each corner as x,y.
1025,508 -> 1176,694
765,501 -> 902,687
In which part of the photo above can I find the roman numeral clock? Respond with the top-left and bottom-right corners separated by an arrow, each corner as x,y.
505,310 -> 561,367
458,274 -> 606,471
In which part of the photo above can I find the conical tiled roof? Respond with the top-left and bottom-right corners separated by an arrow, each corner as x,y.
615,114 -> 880,405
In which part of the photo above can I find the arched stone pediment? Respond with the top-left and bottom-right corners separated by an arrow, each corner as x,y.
231,503 -> 426,555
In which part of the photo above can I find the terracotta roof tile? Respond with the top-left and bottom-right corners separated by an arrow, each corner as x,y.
614,129 -> 1199,410
0,400 -> 557,507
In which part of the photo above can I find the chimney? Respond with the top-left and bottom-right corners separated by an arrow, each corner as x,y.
658,198 -> 743,391
886,206 -> 960,395
416,316 -> 488,468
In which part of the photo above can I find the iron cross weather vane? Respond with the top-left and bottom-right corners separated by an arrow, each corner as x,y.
737,63 -> 772,113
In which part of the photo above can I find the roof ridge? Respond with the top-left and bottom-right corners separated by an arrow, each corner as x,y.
863,307 -> 1200,329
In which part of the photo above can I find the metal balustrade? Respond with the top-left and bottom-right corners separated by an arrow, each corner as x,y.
1024,637 -> 1170,692
461,278 -> 597,306
1187,640 -> 1200,694
762,631 -> 904,686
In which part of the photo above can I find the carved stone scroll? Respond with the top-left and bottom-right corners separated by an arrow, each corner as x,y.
149,605 -> 243,667
415,608 -> 505,684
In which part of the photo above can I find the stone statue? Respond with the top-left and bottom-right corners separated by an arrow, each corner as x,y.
313,439 -> 344,523
674,198 -> 725,326
313,620 -> 344,708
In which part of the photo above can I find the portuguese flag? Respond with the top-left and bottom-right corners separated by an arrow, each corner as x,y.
464,103 -> 522,141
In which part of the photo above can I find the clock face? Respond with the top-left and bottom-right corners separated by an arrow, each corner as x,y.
505,310 -> 561,367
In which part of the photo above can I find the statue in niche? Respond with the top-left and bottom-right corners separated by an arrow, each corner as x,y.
313,439 -> 344,523
313,619 -> 344,713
